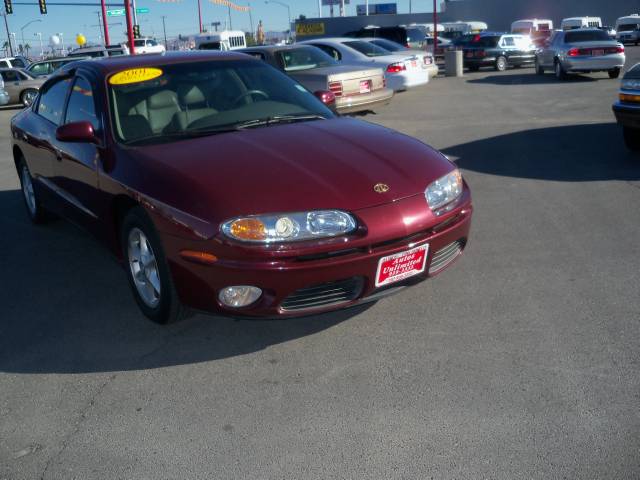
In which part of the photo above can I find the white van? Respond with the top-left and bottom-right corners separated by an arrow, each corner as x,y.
511,19 -> 553,35
615,14 -> 640,44
561,17 -> 602,31
195,30 -> 246,51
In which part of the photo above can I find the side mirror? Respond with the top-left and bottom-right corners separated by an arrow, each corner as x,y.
56,121 -> 97,143
314,90 -> 336,107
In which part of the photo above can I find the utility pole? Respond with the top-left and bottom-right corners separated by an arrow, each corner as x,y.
228,5 -> 232,30
197,0 -> 203,32
161,15 -> 167,49
248,2 -> 254,39
433,0 -> 438,56
317,0 -> 321,17
2,14 -> 13,56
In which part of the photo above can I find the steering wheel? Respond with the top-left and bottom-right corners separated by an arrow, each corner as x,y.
232,90 -> 269,106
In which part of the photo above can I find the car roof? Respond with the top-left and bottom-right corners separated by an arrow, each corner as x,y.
63,51 -> 255,76
241,44 -> 314,52
303,37 -> 361,43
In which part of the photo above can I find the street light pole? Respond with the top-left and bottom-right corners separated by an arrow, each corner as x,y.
59,32 -> 64,54
10,32 -> 16,53
264,0 -> 290,41
34,32 -> 43,59
20,19 -> 42,54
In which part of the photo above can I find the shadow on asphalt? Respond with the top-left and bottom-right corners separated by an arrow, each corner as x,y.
466,73 -> 600,85
443,123 -> 639,182
0,188 -> 371,374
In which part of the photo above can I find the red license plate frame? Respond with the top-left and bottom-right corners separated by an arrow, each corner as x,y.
375,244 -> 429,288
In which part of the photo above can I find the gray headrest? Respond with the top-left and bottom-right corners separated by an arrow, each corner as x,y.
148,90 -> 178,109
178,85 -> 206,106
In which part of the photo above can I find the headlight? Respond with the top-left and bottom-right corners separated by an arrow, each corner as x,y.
221,210 -> 357,243
622,79 -> 640,90
425,169 -> 463,212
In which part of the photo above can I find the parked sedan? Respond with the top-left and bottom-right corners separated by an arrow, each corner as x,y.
361,37 -> 439,79
239,44 -> 393,114
535,29 -> 625,80
612,62 -> 640,151
11,51 -> 472,324
26,57 -> 91,78
462,33 -> 536,71
299,38 -> 429,91
0,76 -> 9,105
0,68 -> 45,106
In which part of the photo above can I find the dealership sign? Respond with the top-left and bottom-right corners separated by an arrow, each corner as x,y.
296,22 -> 326,36
357,2 -> 397,15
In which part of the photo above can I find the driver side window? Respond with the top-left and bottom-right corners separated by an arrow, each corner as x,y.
37,77 -> 72,125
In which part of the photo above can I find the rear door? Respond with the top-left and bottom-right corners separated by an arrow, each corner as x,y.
24,75 -> 73,206
0,70 -> 21,102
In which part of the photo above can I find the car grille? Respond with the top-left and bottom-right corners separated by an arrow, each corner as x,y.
280,277 -> 364,312
429,240 -> 465,274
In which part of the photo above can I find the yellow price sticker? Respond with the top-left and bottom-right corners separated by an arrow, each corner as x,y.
109,67 -> 163,85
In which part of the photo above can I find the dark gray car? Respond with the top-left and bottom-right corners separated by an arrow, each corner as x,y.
239,45 -> 393,114
536,29 -> 625,80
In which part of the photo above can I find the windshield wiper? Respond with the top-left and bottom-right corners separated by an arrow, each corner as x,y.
124,126 -> 242,145
232,114 -> 327,130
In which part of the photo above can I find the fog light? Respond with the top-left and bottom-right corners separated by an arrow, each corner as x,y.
218,286 -> 262,308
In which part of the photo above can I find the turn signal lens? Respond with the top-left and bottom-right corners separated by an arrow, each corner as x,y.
228,218 -> 267,241
221,210 -> 357,243
620,93 -> 640,103
179,250 -> 218,265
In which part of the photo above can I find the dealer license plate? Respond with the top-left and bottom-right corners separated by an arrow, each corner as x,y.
375,244 -> 429,288
359,80 -> 372,94
592,49 -> 605,56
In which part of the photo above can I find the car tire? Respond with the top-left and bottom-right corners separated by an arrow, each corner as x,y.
20,89 -> 38,107
623,127 -> 640,152
121,206 -> 191,324
17,159 -> 49,224
608,68 -> 621,79
535,58 -> 544,75
495,56 -> 507,72
554,60 -> 567,80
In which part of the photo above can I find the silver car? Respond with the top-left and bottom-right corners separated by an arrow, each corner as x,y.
0,68 -> 45,106
535,29 -> 625,80
240,44 -> 394,114
0,75 -> 9,106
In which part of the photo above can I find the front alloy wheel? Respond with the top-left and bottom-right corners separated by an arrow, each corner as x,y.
121,207 -> 190,324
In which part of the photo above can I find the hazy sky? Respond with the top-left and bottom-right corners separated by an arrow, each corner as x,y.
2,0 -> 439,49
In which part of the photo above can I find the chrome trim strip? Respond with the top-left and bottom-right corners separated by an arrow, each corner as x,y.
36,176 -> 98,219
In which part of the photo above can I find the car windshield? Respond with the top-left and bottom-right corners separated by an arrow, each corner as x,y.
344,40 -> 391,57
370,39 -> 405,52
565,30 -> 610,42
618,23 -> 639,32
277,46 -> 336,71
406,28 -> 425,43
471,36 -> 500,48
108,59 -> 334,146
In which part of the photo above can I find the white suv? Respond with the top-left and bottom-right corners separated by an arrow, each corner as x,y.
0,56 -> 30,68
133,38 -> 166,54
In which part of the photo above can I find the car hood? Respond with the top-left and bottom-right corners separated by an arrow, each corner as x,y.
624,62 -> 640,79
125,117 -> 455,227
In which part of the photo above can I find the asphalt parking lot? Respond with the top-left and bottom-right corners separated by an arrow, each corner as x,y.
1,49 -> 639,479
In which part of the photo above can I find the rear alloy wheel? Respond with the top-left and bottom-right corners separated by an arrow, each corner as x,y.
495,56 -> 507,72
535,58 -> 544,75
555,61 -> 567,80
608,68 -> 621,79
20,89 -> 38,107
623,127 -> 640,152
121,207 -> 190,324
18,160 -> 48,224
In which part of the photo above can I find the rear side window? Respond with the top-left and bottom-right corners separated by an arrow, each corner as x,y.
37,77 -> 72,125
565,30 -> 609,43
11,58 -> 26,68
344,40 -> 390,57
29,62 -> 51,76
502,37 -> 516,47
65,77 -> 100,131
312,44 -> 341,61
473,36 -> 500,48
0,70 -> 20,82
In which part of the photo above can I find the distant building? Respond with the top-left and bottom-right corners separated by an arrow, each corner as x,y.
295,0 -> 640,39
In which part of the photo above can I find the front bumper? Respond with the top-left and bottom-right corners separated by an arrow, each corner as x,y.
613,100 -> 640,129
164,190 -> 473,317
0,89 -> 9,106
562,54 -> 625,72
335,87 -> 394,114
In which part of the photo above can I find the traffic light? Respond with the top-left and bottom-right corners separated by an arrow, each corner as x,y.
38,0 -> 47,14
4,0 -> 12,15
133,24 -> 141,39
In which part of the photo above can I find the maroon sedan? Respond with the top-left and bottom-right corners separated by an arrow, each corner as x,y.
11,52 -> 472,324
